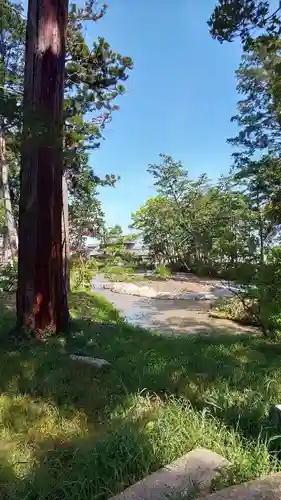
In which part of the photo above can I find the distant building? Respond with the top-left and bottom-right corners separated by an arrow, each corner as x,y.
85,236 -> 149,260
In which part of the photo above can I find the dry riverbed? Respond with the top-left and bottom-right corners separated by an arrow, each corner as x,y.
93,274 -> 256,336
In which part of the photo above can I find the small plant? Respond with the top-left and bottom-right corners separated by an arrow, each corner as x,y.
0,260 -> 18,292
252,248 -> 281,338
70,254 -> 98,290
210,296 -> 260,327
155,264 -> 171,279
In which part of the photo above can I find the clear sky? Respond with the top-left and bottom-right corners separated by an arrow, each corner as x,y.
87,0 -> 242,231
22,0 -> 242,232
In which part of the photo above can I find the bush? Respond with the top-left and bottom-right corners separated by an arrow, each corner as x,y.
103,262 -> 137,282
211,249 -> 281,338
252,248 -> 281,337
70,255 -> 98,290
0,261 -> 17,292
155,264 -> 171,278
210,296 -> 260,327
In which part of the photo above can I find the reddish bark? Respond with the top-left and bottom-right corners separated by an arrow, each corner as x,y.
16,0 -> 69,336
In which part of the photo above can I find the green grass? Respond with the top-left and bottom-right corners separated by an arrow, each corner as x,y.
100,261 -> 167,283
0,291 -> 281,499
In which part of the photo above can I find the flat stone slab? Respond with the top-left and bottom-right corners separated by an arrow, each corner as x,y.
69,355 -> 110,368
201,472 -> 281,500
109,448 -> 229,500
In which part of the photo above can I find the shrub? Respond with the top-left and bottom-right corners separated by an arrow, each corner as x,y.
155,264 -> 171,279
70,255 -> 98,290
210,296 -> 260,327
103,262 -> 137,282
211,249 -> 281,338
0,260 -> 17,292
252,248 -> 281,337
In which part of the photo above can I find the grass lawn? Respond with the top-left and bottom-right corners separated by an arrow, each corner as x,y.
0,291 -> 281,499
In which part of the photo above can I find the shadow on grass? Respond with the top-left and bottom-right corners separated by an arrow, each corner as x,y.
0,291 -> 281,498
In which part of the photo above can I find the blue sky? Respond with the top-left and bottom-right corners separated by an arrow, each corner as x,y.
23,0 -> 242,231
88,0 -> 242,231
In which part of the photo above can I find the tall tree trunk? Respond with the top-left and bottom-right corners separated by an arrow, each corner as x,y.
0,130 -> 18,261
16,0 -> 69,336
259,212 -> 264,265
62,172 -> 70,292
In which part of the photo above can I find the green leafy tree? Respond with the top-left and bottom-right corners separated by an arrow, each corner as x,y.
132,195 -> 180,265
208,1 -> 281,45
64,1 -> 132,220
0,0 -> 25,259
132,155 -> 258,276
208,2 -> 281,128
1,0 -> 133,253
227,47 -> 281,259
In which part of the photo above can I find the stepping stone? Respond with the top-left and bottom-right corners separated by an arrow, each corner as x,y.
69,355 -> 110,369
109,448 -> 230,500
200,472 -> 281,499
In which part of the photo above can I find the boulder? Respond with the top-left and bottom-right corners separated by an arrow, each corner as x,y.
201,472 -> 281,500
269,404 -> 281,430
109,448 -> 230,500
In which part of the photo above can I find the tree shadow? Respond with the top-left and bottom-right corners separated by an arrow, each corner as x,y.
0,291 -> 281,498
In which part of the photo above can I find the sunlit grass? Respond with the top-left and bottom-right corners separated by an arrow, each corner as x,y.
0,290 -> 281,499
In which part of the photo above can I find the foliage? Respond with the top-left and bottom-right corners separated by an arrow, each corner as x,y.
0,0 -> 25,127
155,264 -> 171,278
252,247 -> 281,336
0,291 -> 281,498
228,44 -> 281,243
1,0 -> 133,249
209,3 -> 281,229
0,260 -> 17,291
64,2 -> 132,243
132,155 -> 260,276
70,253 -> 98,290
205,11 -> 281,336
210,296 -> 260,327
211,248 -> 281,337
0,0 -> 25,230
208,1 -> 281,46
99,226 -> 139,263
103,262 -> 138,282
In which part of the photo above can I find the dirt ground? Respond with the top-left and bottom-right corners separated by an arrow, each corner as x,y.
96,274 -> 257,337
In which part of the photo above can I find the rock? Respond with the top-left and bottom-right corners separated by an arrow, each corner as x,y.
157,292 -> 178,299
112,283 -> 139,295
200,293 -> 217,301
111,283 -> 158,298
69,355 -> 110,369
269,404 -> 281,429
138,286 -> 158,298
200,472 -> 281,500
95,282 -> 112,290
99,283 -> 220,301
109,448 -> 230,500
